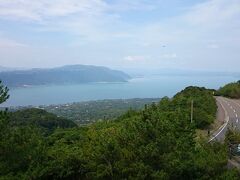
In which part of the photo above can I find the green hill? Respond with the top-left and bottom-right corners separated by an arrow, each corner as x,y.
217,81 -> 240,98
8,108 -> 77,134
0,80 -> 239,179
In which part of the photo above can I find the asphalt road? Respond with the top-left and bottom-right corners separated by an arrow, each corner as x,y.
209,97 -> 240,142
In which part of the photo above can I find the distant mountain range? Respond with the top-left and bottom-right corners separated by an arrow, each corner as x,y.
0,66 -> 23,72
0,65 -> 131,87
123,67 -> 240,78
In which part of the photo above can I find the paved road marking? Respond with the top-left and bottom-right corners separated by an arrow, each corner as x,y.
228,100 -> 240,114
224,98 -> 240,123
232,101 -> 240,108
209,121 -> 229,142
211,98 -> 240,142
209,98 -> 229,142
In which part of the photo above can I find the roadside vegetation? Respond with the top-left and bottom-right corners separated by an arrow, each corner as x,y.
226,130 -> 240,145
217,81 -> 240,99
0,81 -> 239,179
172,86 -> 217,129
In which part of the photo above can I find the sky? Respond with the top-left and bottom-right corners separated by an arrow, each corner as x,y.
0,0 -> 239,72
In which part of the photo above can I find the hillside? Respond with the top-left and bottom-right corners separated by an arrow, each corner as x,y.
0,65 -> 131,87
2,81 -> 237,179
8,108 -> 77,134
0,66 -> 9,72
217,81 -> 240,98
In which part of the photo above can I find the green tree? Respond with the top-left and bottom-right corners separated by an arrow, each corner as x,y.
0,80 -> 9,104
0,81 -> 46,179
218,81 -> 240,98
0,80 -> 9,130
1,81 -> 239,179
0,80 -> 10,149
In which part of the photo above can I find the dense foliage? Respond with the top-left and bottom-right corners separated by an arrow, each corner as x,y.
8,108 -> 77,134
217,81 -> 240,99
0,82 -> 239,179
0,80 -> 9,104
172,86 -> 217,128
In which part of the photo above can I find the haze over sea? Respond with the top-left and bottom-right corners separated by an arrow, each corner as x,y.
1,75 -> 238,107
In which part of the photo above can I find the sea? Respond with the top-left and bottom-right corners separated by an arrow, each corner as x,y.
1,75 -> 239,107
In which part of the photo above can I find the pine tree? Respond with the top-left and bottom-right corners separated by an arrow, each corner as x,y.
0,80 -> 9,131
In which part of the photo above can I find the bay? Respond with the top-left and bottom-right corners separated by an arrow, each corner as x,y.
1,75 -> 238,107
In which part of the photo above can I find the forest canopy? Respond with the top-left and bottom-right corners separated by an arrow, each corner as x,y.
0,81 -> 239,179
8,108 -> 77,134
217,81 -> 240,99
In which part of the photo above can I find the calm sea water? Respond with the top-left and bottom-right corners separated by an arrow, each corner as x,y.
1,75 -> 239,107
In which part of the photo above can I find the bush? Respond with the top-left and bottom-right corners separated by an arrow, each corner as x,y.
218,81 -> 240,99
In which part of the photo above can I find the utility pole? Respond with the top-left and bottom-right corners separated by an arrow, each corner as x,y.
191,100 -> 194,123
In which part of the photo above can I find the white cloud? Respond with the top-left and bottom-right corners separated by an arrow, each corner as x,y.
0,0 -> 108,21
0,0 -> 240,70
108,0 -> 157,12
3,0 -> 239,44
183,0 -> 240,27
0,0 -> 136,42
124,55 -> 148,62
0,0 -> 155,22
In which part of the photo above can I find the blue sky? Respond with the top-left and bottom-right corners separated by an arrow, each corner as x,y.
0,0 -> 239,72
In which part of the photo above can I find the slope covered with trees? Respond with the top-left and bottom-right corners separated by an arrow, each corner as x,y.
172,86 -> 217,128
0,81 -> 239,179
8,108 -> 77,134
217,81 -> 240,99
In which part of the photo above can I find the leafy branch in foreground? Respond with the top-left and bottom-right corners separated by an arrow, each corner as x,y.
0,80 -> 9,104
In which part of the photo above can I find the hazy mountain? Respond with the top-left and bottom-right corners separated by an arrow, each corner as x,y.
0,66 -> 26,72
122,67 -> 240,78
0,66 -> 15,72
0,65 -> 131,87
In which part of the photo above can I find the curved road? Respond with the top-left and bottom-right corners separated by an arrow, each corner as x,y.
209,97 -> 240,142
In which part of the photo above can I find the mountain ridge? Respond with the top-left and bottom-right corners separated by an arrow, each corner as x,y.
0,64 -> 131,87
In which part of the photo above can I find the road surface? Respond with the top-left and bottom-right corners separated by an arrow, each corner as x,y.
209,97 -> 240,142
